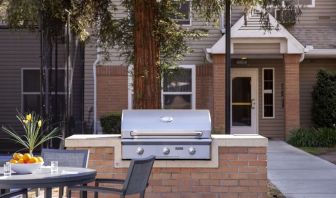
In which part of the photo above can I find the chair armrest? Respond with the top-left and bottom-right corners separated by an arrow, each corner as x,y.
69,185 -> 122,194
95,178 -> 125,185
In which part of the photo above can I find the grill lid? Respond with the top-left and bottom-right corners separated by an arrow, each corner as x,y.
121,110 -> 211,135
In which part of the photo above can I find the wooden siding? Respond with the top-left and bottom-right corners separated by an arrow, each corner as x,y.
0,29 -> 40,152
289,0 -> 336,49
233,43 -> 281,54
83,39 -> 96,129
233,59 -> 285,139
296,0 -> 336,25
300,59 -> 336,128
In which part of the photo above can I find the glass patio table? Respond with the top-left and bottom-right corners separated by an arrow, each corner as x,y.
0,166 -> 96,198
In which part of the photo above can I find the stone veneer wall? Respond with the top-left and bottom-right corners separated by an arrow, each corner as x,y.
71,146 -> 267,198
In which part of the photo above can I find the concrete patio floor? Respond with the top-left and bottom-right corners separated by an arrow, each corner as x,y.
268,141 -> 336,198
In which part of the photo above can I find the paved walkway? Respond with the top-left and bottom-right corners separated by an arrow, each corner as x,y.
268,141 -> 336,198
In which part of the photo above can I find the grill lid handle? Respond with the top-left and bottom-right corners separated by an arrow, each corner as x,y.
130,131 -> 203,137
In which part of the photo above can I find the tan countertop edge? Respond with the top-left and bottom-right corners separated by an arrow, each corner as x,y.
65,134 -> 268,168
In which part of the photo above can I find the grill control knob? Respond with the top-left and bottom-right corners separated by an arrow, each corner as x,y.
136,147 -> 144,155
163,147 -> 170,155
188,147 -> 196,155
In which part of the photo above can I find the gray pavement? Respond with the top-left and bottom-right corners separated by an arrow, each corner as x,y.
268,141 -> 336,198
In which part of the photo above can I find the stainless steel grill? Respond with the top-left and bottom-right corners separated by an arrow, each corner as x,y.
121,110 -> 212,159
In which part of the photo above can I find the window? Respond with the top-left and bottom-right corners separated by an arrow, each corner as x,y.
127,65 -> 196,109
262,68 -> 275,118
22,68 -> 66,116
296,0 -> 315,7
172,1 -> 192,26
162,65 -> 196,109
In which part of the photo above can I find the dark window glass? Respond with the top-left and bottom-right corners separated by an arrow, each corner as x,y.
23,70 -> 40,92
163,68 -> 192,92
232,77 -> 251,103
264,69 -> 273,81
23,69 -> 66,116
263,69 -> 274,118
232,77 -> 252,126
264,106 -> 274,117
232,105 -> 251,126
264,94 -> 273,105
164,95 -> 191,109
23,95 -> 41,114
264,81 -> 273,90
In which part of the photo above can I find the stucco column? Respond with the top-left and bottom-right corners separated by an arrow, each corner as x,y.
212,54 -> 226,132
284,54 -> 301,139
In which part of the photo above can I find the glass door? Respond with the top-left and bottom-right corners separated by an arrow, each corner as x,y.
231,69 -> 258,134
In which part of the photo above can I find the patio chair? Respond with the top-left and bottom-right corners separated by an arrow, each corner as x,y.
1,155 -> 28,198
0,189 -> 27,198
41,149 -> 90,198
41,148 -> 89,168
67,156 -> 155,198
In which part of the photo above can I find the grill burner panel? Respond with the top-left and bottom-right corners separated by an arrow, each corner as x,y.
121,110 -> 212,160
122,139 -> 211,159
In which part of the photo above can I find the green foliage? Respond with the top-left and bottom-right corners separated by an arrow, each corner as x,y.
287,128 -> 336,147
1,112 -> 60,154
312,69 -> 336,127
0,0 -> 302,66
100,113 -> 122,134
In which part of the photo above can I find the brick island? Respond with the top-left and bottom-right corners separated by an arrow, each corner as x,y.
65,134 -> 268,198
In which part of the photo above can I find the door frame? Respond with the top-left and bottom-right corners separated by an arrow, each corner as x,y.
231,68 -> 259,134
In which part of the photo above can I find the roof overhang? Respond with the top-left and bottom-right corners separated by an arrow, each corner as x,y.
206,13 -> 305,55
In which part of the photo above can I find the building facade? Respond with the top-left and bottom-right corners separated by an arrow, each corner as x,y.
84,0 -> 336,139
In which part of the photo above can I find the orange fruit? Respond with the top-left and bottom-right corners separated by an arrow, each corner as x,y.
37,157 -> 44,163
16,153 -> 23,160
28,157 -> 38,164
18,158 -> 24,164
10,159 -> 18,164
13,153 -> 23,160
23,153 -> 32,163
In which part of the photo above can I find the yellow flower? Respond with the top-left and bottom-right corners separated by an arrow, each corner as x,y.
38,120 -> 42,128
23,120 -> 28,124
26,114 -> 32,121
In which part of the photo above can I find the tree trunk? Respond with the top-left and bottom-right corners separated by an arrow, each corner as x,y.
133,0 -> 161,109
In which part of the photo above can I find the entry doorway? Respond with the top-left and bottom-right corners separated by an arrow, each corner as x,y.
231,68 -> 258,134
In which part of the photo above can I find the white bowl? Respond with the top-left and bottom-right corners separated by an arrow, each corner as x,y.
11,162 -> 43,174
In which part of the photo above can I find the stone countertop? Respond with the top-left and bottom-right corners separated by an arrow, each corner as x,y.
65,134 -> 268,168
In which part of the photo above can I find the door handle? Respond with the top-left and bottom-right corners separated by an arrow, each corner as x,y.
251,98 -> 256,109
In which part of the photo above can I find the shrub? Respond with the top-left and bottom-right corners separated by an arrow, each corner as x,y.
288,127 -> 336,147
312,69 -> 336,127
100,112 -> 121,134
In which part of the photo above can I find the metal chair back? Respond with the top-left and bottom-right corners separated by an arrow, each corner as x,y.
41,149 -> 89,168
122,156 -> 155,195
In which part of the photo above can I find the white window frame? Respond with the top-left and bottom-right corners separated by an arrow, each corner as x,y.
174,0 -> 192,26
303,0 -> 315,8
127,65 -> 196,109
21,68 -> 67,113
262,68 -> 275,119
161,65 -> 196,109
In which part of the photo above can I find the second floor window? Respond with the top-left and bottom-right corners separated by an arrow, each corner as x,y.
173,1 -> 192,26
296,0 -> 315,7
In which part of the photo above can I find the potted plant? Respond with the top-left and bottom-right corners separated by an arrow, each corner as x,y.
2,112 -> 59,174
